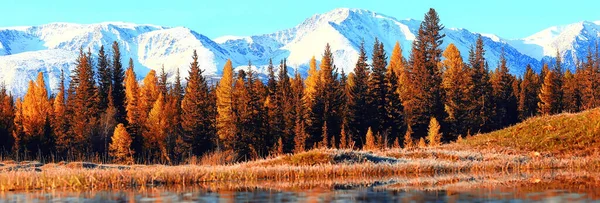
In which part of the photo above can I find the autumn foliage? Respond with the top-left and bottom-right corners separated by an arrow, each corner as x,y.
1,8 -> 599,164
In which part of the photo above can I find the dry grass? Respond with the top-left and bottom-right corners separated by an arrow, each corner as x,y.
1,147 -> 599,191
458,108 -> 600,157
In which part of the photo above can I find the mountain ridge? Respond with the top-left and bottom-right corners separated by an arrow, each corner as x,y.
0,8 -> 597,96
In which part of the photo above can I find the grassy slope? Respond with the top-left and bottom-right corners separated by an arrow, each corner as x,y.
459,108 -> 600,157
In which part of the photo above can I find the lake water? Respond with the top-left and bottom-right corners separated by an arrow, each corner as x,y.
1,171 -> 598,202
0,188 -> 595,202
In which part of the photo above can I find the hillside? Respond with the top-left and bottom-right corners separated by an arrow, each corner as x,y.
458,108 -> 600,157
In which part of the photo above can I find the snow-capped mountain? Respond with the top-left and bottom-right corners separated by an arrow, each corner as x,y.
217,8 -> 541,76
508,21 -> 600,67
0,8 -> 597,96
0,22 -> 230,95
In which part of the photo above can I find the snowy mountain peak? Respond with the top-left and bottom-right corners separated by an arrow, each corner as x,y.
1,8 -> 599,97
509,20 -> 600,63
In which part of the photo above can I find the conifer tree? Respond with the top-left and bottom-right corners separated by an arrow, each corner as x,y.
158,66 -> 169,96
563,69 -> 581,112
181,50 -> 215,156
111,41 -> 126,125
403,126 -> 414,149
540,63 -> 550,85
12,100 -> 24,155
518,65 -> 541,120
13,73 -> 52,156
320,121 -> 329,148
490,52 -> 518,129
538,70 -> 560,115
230,65 -> 264,158
426,117 -> 442,147
109,123 -> 134,164
172,68 -> 184,103
304,56 -> 320,108
466,36 -> 494,133
385,41 -> 405,144
123,59 -> 144,155
0,84 -> 14,152
418,137 -> 427,148
553,51 -> 564,112
441,44 -> 470,139
292,71 -> 307,153
363,127 -> 376,151
580,48 -> 600,110
167,68 -> 185,161
264,59 -> 280,151
98,93 -> 117,158
276,59 -> 295,152
405,8 -> 446,137
340,125 -> 348,149
367,39 -> 388,135
347,41 -> 370,148
308,44 -> 345,150
52,70 -> 70,155
145,93 -> 171,162
139,70 -> 160,122
293,121 -> 307,153
216,59 -> 236,151
97,45 -> 111,111
68,50 -> 100,156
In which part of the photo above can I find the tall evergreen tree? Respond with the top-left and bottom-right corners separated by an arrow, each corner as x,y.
67,50 -> 100,156
308,44 -> 344,150
97,45 -> 111,111
181,50 -> 215,156
276,59 -> 295,152
466,36 -> 494,133
367,39 -> 388,135
264,59 -> 282,152
347,41 -> 370,148
405,8 -> 446,137
111,41 -> 127,125
518,65 -> 541,120
292,70 -> 307,153
553,50 -> 564,112
158,66 -> 169,96
490,52 -> 518,129
563,69 -> 581,113
0,84 -> 15,153
580,47 -> 600,110
538,70 -> 560,115
52,70 -> 70,155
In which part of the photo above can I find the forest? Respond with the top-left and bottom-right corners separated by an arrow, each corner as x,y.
0,8 -> 598,164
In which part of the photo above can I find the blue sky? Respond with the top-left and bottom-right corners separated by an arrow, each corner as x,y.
2,0 -> 598,39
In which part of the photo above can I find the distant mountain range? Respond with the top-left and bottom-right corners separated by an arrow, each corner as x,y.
1,8 -> 599,96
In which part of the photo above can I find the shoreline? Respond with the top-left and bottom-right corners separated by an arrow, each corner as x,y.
1,147 -> 599,191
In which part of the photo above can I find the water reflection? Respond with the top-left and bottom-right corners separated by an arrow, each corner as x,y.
1,170 -> 598,202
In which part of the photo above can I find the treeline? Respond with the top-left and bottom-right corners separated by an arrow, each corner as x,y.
0,9 -> 599,164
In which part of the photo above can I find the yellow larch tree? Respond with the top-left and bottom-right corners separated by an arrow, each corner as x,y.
109,123 -> 134,164
216,59 -> 236,150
